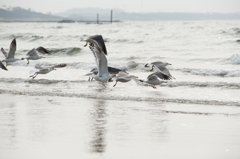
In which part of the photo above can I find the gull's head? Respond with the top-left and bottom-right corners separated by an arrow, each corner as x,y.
163,62 -> 172,66
129,75 -> 138,79
144,63 -> 149,67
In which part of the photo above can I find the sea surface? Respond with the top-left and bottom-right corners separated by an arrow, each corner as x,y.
0,21 -> 240,159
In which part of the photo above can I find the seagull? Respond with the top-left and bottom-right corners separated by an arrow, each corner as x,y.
1,38 -> 20,67
0,61 -> 8,71
82,35 -> 110,87
145,61 -> 175,80
111,71 -> 137,87
86,66 -> 128,81
145,61 -> 171,71
135,72 -> 167,89
29,64 -> 67,79
21,47 -> 48,64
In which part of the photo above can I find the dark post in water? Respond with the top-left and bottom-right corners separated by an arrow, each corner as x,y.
110,10 -> 113,23
97,13 -> 99,24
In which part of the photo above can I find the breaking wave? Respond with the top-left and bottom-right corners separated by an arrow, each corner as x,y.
0,88 -> 239,106
228,54 -> 240,65
176,68 -> 240,77
49,47 -> 82,55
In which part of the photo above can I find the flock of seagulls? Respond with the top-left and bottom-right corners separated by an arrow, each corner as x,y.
1,35 -> 175,89
0,38 -> 66,78
82,35 -> 175,88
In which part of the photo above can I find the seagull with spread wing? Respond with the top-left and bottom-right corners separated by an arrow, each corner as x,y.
82,35 -> 111,87
1,38 -> 20,67
145,61 -> 175,80
135,72 -> 167,89
21,47 -> 49,64
29,64 -> 67,79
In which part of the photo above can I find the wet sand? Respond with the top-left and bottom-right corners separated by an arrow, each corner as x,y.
0,94 -> 239,159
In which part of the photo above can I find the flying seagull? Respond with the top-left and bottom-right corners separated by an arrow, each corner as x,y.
86,66 -> 128,81
111,71 -> 137,87
21,47 -> 48,64
1,38 -> 20,67
145,61 -> 175,80
29,64 -> 67,79
135,72 -> 167,89
82,35 -> 110,87
0,61 -> 8,71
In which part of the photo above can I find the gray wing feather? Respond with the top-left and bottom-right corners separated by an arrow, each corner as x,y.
8,38 -> 16,58
53,64 -> 67,68
0,61 -> 7,71
27,48 -> 38,56
87,35 -> 107,55
1,48 -> 8,58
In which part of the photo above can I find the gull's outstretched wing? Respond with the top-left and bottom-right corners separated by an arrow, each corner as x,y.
53,64 -> 67,68
87,35 -> 107,55
1,48 -> 8,58
0,61 -> 7,71
89,41 -> 109,77
27,48 -> 38,56
35,64 -> 44,69
148,71 -> 173,80
153,64 -> 175,80
147,73 -> 159,82
36,46 -> 50,54
8,38 -> 17,58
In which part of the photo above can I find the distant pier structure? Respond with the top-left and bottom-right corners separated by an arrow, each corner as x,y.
58,10 -> 121,24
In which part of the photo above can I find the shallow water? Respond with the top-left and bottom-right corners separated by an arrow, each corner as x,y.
0,21 -> 240,158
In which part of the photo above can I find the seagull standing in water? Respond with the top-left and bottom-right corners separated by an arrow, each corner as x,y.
21,47 -> 49,64
1,38 -> 20,67
82,35 -> 111,87
29,64 -> 67,79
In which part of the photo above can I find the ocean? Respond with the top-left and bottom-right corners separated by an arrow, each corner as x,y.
0,21 -> 240,159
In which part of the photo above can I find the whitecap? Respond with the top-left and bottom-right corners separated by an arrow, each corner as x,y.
228,54 -> 240,64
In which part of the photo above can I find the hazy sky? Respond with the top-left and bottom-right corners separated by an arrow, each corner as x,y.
1,0 -> 240,14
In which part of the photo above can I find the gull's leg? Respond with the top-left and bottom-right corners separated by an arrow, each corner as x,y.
84,42 -> 88,47
27,59 -> 29,65
88,77 -> 90,81
113,81 -> 118,87
91,78 -> 93,81
150,65 -> 154,71
102,83 -> 107,88
29,73 -> 36,77
151,85 -> 157,89
33,74 -> 38,79
6,62 -> 8,67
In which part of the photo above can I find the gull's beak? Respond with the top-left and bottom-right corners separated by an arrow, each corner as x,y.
18,59 -> 21,61
43,57 -> 46,58
144,63 -> 149,67
169,63 -> 172,65
54,69 -> 57,70
164,81 -> 168,83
